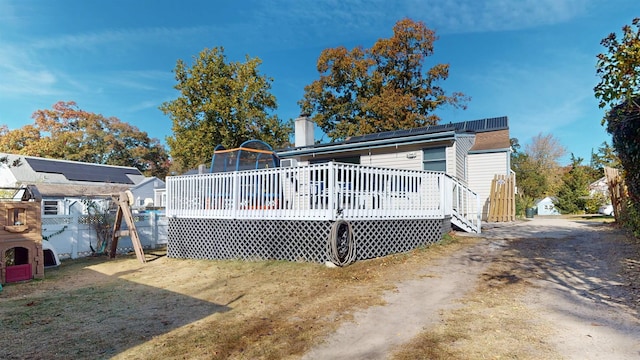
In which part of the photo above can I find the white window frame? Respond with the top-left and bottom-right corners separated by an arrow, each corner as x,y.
422,147 -> 446,172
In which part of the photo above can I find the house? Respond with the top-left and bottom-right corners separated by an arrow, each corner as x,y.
535,197 -> 560,216
130,176 -> 167,209
0,153 -> 161,215
588,176 -> 609,199
276,115 -> 513,220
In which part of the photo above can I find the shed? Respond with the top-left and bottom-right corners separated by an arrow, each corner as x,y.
535,197 -> 560,216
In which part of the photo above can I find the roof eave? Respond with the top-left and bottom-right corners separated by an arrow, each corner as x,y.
468,147 -> 512,154
277,131 -> 457,157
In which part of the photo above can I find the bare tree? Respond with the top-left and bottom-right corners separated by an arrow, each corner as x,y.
523,133 -> 567,196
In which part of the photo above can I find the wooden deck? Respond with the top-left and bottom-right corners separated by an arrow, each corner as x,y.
166,162 -> 481,233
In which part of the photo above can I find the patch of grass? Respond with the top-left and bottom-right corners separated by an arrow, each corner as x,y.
0,234 -> 481,360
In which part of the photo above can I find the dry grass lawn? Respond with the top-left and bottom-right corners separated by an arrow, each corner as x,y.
1,235 -> 477,360
3,217 -> 635,360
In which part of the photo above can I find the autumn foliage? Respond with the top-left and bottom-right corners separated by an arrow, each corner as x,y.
300,18 -> 469,141
0,101 -> 170,178
595,18 -> 640,232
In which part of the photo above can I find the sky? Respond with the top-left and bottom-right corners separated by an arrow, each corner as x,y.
0,0 -> 637,165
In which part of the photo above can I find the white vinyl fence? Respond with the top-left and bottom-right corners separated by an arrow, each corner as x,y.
42,212 -> 168,260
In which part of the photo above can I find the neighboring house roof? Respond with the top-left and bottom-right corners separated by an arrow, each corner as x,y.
0,153 -> 146,197
33,183 -> 132,197
131,176 -> 166,191
589,176 -> 608,193
277,116 -> 509,157
469,129 -> 511,152
535,196 -> 558,205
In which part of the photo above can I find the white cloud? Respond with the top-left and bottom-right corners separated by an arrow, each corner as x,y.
404,0 -> 593,33
126,100 -> 163,113
104,70 -> 171,91
202,0 -> 596,58
0,1 -> 18,26
0,45 -> 59,97
29,26 -> 211,52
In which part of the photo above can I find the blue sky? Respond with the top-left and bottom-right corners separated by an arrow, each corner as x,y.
0,0 -> 637,165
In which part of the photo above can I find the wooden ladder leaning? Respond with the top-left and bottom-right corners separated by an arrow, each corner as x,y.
110,191 -> 146,263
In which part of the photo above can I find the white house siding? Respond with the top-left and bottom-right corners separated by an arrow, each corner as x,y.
467,151 -> 509,220
454,135 -> 475,183
446,145 -> 456,177
364,149 -> 423,170
0,166 -> 18,187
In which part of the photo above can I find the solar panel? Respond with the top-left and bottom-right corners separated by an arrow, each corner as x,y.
26,158 -> 141,184
343,116 -> 508,144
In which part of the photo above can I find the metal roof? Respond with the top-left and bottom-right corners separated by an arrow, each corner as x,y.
25,157 -> 142,184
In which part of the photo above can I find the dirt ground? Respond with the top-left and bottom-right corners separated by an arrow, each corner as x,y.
1,216 -> 639,359
305,216 -> 640,359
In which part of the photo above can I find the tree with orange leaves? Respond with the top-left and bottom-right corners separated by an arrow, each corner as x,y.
299,18 -> 469,141
0,101 -> 170,178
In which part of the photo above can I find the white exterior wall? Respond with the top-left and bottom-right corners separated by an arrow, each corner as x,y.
0,165 -> 18,187
363,144 -> 456,175
445,145 -> 456,176
454,135 -> 475,183
467,151 -> 509,220
363,150 -> 423,170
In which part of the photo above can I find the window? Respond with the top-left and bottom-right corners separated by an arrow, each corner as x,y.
43,200 -> 59,215
423,147 -> 446,172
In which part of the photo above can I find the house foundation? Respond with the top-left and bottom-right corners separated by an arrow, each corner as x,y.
167,217 -> 451,264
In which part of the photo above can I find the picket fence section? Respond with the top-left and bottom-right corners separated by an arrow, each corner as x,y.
42,212 -> 168,260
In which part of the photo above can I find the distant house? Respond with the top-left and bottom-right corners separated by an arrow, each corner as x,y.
588,176 -> 609,200
535,197 -> 560,216
276,115 -> 514,220
130,177 -> 167,209
0,153 -> 164,215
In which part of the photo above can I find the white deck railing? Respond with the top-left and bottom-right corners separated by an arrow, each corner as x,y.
166,162 -> 481,232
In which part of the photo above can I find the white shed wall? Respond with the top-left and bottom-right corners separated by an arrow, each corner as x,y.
467,151 -> 509,220
364,150 -> 423,171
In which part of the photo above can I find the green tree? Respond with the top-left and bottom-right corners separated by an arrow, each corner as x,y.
299,18 -> 469,141
594,18 -> 640,233
555,155 -> 594,214
594,18 -> 640,112
160,47 -> 292,172
511,138 -> 547,214
594,17 -> 640,201
0,101 -> 170,178
590,141 -> 621,171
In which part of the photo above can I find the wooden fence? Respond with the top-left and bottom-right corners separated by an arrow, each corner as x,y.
488,174 -> 515,222
604,166 -> 626,222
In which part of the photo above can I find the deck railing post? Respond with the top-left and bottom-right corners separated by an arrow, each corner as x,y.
327,162 -> 335,220
232,172 -> 239,218
440,174 -> 448,217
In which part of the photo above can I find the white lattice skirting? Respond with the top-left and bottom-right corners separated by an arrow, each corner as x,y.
167,217 -> 451,263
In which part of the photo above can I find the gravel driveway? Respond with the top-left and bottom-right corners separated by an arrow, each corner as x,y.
303,217 -> 640,359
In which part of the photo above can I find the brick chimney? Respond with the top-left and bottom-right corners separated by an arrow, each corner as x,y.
294,114 -> 314,147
